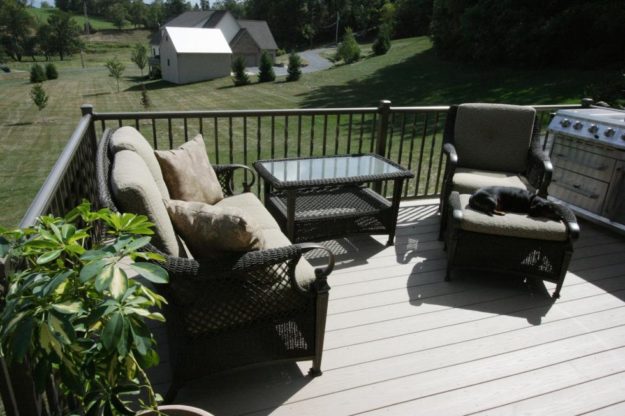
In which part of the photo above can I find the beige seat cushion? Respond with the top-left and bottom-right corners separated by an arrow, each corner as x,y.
452,168 -> 532,194
111,150 -> 184,256
455,103 -> 535,173
456,194 -> 567,241
167,199 -> 263,258
110,126 -> 170,200
155,135 -> 224,205
261,228 -> 317,289
215,193 -> 280,230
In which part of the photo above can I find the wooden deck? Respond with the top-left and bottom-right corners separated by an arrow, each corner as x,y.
158,200 -> 625,416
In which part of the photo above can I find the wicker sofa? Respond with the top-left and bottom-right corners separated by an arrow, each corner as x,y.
95,127 -> 335,402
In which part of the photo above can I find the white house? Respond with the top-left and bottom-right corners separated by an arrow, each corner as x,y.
159,27 -> 232,85
151,11 -> 278,67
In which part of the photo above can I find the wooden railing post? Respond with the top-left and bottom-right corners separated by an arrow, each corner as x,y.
81,104 -> 97,145
374,100 -> 391,194
581,98 -> 594,108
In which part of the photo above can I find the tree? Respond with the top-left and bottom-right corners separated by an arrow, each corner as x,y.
140,83 -> 151,109
45,62 -> 58,79
128,0 -> 147,28
286,51 -> 302,82
144,2 -> 164,30
109,3 -> 127,30
45,11 -> 82,60
257,51 -> 275,83
336,27 -> 361,64
131,43 -> 148,77
200,0 -> 210,11
213,0 -> 245,18
231,56 -> 249,86
30,64 -> 46,83
164,0 -> 190,22
0,0 -> 34,61
394,0 -> 433,38
372,24 -> 391,55
106,56 -> 125,92
30,83 -> 48,112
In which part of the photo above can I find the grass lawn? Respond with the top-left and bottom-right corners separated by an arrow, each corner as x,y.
27,6 -> 120,30
0,35 -> 615,227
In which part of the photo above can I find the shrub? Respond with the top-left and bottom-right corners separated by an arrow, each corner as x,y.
258,51 -> 275,83
336,28 -> 361,64
372,26 -> 391,55
232,56 -> 249,86
30,83 -> 48,111
45,63 -> 58,80
105,56 -> 125,92
286,51 -> 302,82
30,64 -> 46,83
276,48 -> 287,56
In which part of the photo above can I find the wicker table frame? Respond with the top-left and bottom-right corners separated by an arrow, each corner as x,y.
254,154 -> 414,245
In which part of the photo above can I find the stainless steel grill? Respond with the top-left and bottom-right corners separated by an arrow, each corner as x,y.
547,108 -> 625,234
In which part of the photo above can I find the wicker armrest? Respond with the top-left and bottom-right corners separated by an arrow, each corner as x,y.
448,191 -> 464,222
442,143 -> 458,167
213,164 -> 257,195
551,203 -> 580,241
527,142 -> 553,197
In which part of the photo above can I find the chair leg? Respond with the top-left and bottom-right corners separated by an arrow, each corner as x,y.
553,248 -> 573,299
310,289 -> 329,377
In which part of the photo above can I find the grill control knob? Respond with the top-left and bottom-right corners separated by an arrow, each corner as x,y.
560,118 -> 571,128
621,134 -> 625,141
604,128 -> 615,137
588,124 -> 599,134
573,121 -> 583,130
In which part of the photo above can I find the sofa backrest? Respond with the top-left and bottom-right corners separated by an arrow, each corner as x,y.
454,103 -> 536,173
99,127 -> 190,257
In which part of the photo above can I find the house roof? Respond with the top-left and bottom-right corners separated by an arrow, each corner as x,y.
237,20 -> 278,50
164,11 -> 215,28
165,27 -> 232,54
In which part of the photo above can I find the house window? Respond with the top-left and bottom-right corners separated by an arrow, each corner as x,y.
167,59 -> 170,66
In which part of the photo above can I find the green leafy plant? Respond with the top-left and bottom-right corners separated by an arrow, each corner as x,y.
231,56 -> 249,86
0,202 -> 168,415
30,83 -> 48,112
131,43 -> 148,78
257,51 -> 275,83
336,27 -> 361,64
45,62 -> 58,80
286,51 -> 302,82
30,63 -> 46,83
106,56 -> 126,92
372,25 -> 391,56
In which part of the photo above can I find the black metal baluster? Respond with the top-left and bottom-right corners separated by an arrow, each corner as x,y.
404,112 -> 419,197
414,113 -> 429,197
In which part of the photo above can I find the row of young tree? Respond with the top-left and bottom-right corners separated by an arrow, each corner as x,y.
0,0 -> 82,61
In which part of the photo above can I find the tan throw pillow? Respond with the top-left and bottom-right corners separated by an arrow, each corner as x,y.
166,199 -> 263,258
155,135 -> 224,204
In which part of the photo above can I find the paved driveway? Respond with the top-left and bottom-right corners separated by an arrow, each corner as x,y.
246,48 -> 333,76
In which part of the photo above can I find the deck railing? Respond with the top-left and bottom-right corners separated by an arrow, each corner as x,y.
1,99 -> 584,415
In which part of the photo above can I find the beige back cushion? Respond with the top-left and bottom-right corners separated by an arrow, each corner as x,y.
110,126 -> 171,200
166,199 -> 263,258
111,150 -> 183,256
155,135 -> 224,205
454,103 -> 536,173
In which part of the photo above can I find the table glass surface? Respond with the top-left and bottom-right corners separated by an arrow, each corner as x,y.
259,155 -> 402,183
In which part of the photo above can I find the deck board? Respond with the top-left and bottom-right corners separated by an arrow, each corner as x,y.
165,200 -> 625,416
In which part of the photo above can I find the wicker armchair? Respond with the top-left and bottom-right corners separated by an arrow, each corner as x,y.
96,129 -> 335,402
439,103 -> 553,239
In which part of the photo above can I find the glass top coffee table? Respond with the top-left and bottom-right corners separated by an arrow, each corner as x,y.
253,154 -> 414,245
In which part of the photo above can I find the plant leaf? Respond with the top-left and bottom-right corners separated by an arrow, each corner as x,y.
36,249 -> 62,265
110,267 -> 128,300
51,301 -> 84,315
43,270 -> 72,296
80,259 -> 111,283
102,312 -> 123,351
95,264 -> 115,293
129,262 -> 168,284
11,316 -> 34,362
48,312 -> 75,345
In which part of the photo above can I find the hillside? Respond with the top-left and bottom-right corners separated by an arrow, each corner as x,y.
0,35 -> 617,226
27,6 -> 118,30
